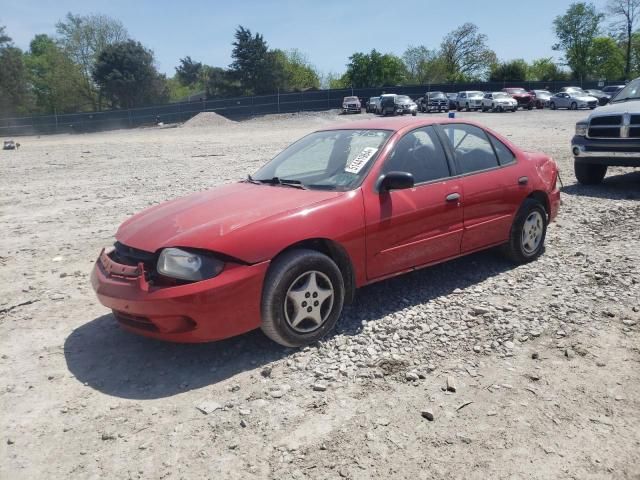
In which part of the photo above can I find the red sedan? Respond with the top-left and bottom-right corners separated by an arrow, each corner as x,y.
91,117 -> 560,347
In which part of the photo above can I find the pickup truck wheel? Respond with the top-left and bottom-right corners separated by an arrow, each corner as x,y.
503,199 -> 547,264
465,103 -> 470,112
574,162 -> 607,185
261,249 -> 345,347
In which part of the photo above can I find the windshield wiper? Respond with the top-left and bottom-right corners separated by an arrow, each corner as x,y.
249,176 -> 307,189
245,174 -> 262,185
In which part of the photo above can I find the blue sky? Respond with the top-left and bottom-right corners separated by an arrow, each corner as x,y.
2,0 -> 610,77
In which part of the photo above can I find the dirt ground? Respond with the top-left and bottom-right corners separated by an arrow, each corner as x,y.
1,109 -> 639,480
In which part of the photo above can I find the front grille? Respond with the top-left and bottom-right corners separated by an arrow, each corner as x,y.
589,127 -> 621,138
588,115 -> 622,139
591,115 -> 621,125
112,242 -> 156,268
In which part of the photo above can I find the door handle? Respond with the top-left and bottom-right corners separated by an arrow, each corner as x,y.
518,176 -> 529,185
445,193 -> 460,202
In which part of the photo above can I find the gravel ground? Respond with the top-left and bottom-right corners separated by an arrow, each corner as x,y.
1,109 -> 639,479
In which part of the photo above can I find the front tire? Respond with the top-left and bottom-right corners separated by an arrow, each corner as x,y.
261,249 -> 345,347
570,102 -> 577,110
550,102 -> 556,110
574,161 -> 607,185
503,199 -> 547,264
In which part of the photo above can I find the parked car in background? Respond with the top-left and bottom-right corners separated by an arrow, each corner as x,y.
342,96 -> 362,114
457,91 -> 484,111
602,85 -> 625,97
530,90 -> 553,109
366,97 -> 380,113
3,140 -> 16,150
92,116 -> 560,346
419,91 -> 449,113
560,86 -> 585,94
446,93 -> 458,110
584,89 -> 611,106
394,95 -> 418,116
549,92 -> 598,110
482,92 -> 518,112
502,88 -> 534,110
572,77 -> 640,184
378,94 -> 400,116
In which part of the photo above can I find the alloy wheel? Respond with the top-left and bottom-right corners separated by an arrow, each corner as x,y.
284,271 -> 334,333
521,211 -> 544,255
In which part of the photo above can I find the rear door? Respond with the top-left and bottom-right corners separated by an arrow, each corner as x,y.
364,126 -> 463,280
438,123 -> 525,253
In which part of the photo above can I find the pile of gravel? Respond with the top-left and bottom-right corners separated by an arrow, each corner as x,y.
182,111 -> 236,128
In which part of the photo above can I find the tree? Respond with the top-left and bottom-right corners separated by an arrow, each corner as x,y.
229,26 -> 273,95
528,58 -> 568,81
402,46 -> 431,83
343,49 -> 407,87
26,34 -> 87,113
0,47 -> 33,115
589,37 -> 625,79
269,49 -> 320,91
175,56 -> 203,86
203,65 -> 241,98
553,2 -> 603,80
439,23 -> 497,81
92,40 -> 168,108
0,25 -> 10,47
0,27 -> 33,115
489,59 -> 529,82
607,0 -> 640,78
56,13 -> 129,108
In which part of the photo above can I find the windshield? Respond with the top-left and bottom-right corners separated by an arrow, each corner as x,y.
396,96 -> 411,102
344,96 -> 358,102
468,91 -> 483,98
506,88 -> 526,94
534,90 -> 551,96
252,129 -> 392,191
611,79 -> 640,103
493,92 -> 509,98
428,92 -> 445,98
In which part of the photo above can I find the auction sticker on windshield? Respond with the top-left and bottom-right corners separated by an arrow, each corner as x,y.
345,147 -> 378,174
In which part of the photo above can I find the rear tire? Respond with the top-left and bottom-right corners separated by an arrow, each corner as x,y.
261,249 -> 345,347
503,199 -> 547,264
570,102 -> 577,110
574,161 -> 607,185
550,102 -> 556,110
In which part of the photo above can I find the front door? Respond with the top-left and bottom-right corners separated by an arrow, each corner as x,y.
364,126 -> 464,280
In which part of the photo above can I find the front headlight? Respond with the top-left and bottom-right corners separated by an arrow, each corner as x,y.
575,122 -> 588,136
157,247 -> 224,281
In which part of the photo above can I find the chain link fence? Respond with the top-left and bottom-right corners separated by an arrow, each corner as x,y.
0,80 -> 614,136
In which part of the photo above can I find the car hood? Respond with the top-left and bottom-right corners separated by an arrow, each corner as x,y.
116,182 -> 344,254
589,100 -> 640,114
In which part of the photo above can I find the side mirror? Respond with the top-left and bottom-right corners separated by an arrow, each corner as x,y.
378,171 -> 415,192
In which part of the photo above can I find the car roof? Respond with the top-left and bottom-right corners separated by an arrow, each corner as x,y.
316,116 -> 485,133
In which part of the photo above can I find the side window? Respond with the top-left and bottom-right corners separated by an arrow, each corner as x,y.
382,126 -> 450,184
440,124 -> 499,174
488,134 -> 516,165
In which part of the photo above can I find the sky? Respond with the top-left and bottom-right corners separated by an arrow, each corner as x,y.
2,0 -> 611,77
